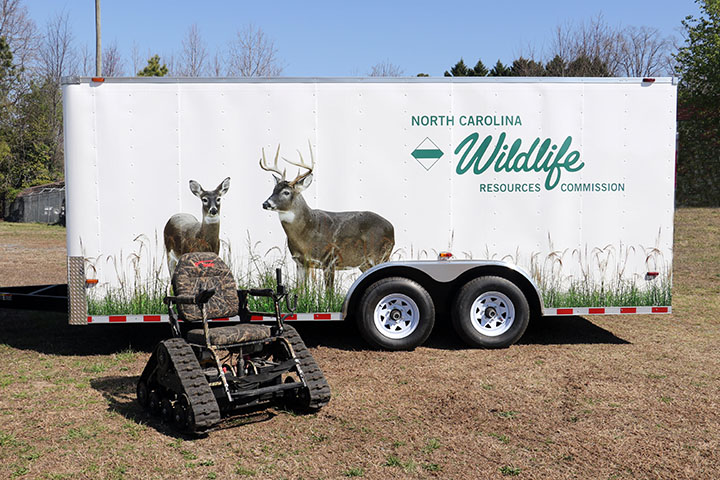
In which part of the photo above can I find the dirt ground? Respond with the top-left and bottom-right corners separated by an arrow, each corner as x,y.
0,209 -> 718,479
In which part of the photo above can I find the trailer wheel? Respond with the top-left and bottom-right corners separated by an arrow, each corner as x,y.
357,277 -> 435,350
452,276 -> 529,348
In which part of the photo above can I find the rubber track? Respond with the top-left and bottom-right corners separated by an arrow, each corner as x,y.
282,326 -> 331,411
160,338 -> 221,432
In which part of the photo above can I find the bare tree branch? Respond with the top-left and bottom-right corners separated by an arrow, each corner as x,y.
179,23 -> 207,76
102,41 -> 125,77
549,14 -> 622,75
369,60 -> 404,77
0,0 -> 39,72
131,42 -> 141,75
209,51 -> 223,77
227,24 -> 282,77
38,11 -> 78,82
618,26 -> 672,77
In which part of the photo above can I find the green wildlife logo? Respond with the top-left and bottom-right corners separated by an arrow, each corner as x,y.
455,132 -> 584,190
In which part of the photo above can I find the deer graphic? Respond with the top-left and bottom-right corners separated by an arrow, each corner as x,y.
260,142 -> 394,290
163,177 -> 230,275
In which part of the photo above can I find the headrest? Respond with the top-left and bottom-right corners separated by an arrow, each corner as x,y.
172,252 -> 239,321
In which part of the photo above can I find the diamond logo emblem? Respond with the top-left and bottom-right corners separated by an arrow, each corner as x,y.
411,137 -> 444,171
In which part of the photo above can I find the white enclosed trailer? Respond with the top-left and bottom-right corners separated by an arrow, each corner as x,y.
62,76 -> 676,349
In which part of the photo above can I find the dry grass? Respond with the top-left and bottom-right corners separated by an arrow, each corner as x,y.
0,208 -> 718,479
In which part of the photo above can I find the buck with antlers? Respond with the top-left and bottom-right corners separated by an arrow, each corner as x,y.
261,142 -> 394,290
163,177 -> 230,275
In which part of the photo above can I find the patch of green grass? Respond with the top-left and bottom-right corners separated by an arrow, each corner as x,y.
344,467 -> 364,477
489,432 -> 509,444
115,348 -> 137,363
108,464 -> 128,480
310,432 -> 328,443
384,455 -> 416,472
498,410 -> 517,418
423,462 -> 442,472
181,450 -> 198,461
11,465 -> 29,478
660,396 -> 673,403
499,465 -> 521,476
235,464 -> 256,476
122,422 -> 144,439
82,362 -> 107,374
64,425 -> 98,441
0,374 -> 14,387
423,438 -> 441,453
0,431 -> 19,447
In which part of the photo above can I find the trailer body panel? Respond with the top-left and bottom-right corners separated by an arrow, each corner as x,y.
62,77 -> 676,324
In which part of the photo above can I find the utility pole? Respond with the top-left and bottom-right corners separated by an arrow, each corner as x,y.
95,0 -> 101,76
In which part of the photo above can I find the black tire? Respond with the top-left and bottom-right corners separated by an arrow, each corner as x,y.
452,276 -> 529,348
357,277 -> 435,350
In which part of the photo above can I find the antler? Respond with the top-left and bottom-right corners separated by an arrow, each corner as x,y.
284,140 -> 315,186
259,144 -> 286,180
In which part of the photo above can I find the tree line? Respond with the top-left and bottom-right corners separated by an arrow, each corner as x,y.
438,15 -> 675,78
0,0 -> 717,215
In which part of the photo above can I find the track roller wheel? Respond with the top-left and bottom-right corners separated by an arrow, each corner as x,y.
156,343 -> 170,369
148,391 -> 161,415
160,397 -> 174,423
136,380 -> 149,408
173,394 -> 196,431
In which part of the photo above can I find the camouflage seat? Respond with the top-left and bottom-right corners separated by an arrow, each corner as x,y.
186,324 -> 273,345
172,252 -> 272,345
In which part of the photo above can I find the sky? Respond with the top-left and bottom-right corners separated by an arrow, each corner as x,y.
24,0 -> 701,77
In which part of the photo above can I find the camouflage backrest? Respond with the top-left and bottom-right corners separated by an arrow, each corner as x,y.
172,252 -> 239,321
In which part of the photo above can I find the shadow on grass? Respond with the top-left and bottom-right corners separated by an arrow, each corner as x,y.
91,375 -> 277,438
0,308 -> 169,355
517,315 -> 630,346
1,308 -> 628,357
291,315 -> 629,351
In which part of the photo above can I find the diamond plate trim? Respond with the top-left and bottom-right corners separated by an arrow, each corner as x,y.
68,256 -> 87,325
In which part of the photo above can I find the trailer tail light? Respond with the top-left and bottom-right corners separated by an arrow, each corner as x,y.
91,77 -> 105,83
645,272 -> 659,280
642,78 -> 655,84
86,279 -> 98,285
438,251 -> 453,260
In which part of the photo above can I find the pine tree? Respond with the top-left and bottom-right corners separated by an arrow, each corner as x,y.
444,59 -> 469,77
470,59 -> 488,76
137,54 -> 168,77
488,60 -> 512,76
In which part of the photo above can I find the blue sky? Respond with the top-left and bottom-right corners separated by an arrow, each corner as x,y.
25,0 -> 700,76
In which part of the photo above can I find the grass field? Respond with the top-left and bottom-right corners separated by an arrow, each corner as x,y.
0,209 -> 718,479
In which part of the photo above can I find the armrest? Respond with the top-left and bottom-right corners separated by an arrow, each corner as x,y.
163,288 -> 216,305
248,288 -> 274,297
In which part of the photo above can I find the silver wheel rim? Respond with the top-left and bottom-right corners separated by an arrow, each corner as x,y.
373,293 -> 420,339
469,291 -> 515,337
